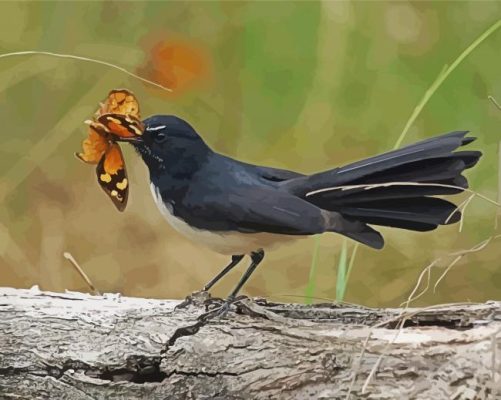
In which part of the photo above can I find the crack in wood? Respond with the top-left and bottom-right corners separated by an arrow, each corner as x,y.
164,295 -> 262,352
0,358 -> 168,384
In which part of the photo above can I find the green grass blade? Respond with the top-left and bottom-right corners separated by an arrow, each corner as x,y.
394,18 -> 501,149
335,238 -> 349,301
338,18 -> 501,300
345,242 -> 359,287
304,235 -> 321,304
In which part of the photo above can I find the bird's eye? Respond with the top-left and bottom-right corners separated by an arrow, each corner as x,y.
154,131 -> 167,144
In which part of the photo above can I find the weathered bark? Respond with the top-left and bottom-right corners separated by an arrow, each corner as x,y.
0,287 -> 500,400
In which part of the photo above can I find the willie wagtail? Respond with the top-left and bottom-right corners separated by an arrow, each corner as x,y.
117,115 -> 481,300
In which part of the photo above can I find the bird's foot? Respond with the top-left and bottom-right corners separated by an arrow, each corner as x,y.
199,294 -> 248,321
175,290 -> 212,310
202,296 -> 226,309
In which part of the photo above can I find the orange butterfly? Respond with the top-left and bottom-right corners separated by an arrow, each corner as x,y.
76,89 -> 144,211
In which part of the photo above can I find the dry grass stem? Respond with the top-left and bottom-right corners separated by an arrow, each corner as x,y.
0,50 -> 173,93
433,237 -> 496,293
432,255 -> 463,294
400,235 -> 500,308
401,260 -> 437,309
63,252 -> 100,295
444,193 -> 475,231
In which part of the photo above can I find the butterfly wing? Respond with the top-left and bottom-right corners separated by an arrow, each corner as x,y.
77,88 -> 140,211
96,89 -> 141,119
75,126 -> 109,164
97,113 -> 144,139
96,143 -> 129,211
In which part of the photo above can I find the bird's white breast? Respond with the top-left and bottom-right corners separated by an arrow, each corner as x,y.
150,183 -> 294,255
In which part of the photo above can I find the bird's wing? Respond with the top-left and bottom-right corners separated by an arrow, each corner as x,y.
256,165 -> 304,182
180,185 -> 327,235
178,184 -> 383,248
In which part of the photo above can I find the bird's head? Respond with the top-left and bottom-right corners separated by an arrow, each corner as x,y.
117,115 -> 210,176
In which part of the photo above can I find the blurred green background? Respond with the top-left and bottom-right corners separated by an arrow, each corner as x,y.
0,1 -> 500,307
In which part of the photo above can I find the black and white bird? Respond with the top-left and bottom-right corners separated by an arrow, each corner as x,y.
117,115 -> 481,300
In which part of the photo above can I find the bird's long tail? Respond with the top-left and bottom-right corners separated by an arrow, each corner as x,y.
284,131 -> 482,249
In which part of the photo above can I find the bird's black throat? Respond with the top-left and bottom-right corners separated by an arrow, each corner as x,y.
131,134 -> 212,201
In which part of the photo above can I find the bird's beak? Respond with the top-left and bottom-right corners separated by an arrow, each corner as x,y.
113,135 -> 143,144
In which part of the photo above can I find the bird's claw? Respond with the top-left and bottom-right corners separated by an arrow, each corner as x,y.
198,295 -> 248,321
203,296 -> 226,310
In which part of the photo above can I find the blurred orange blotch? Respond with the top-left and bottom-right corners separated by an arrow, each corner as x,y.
139,37 -> 211,95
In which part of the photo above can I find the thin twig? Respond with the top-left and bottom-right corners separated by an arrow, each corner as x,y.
433,237 -> 495,293
400,259 -> 437,308
0,50 -> 173,92
459,195 -> 474,232
401,235 -> 501,307
444,193 -> 474,231
432,255 -> 463,294
63,252 -> 100,295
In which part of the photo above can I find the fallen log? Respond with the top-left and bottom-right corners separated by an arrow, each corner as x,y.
0,287 -> 500,399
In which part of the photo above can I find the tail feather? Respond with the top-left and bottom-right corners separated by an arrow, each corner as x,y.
289,131 -> 472,194
334,223 -> 385,249
357,152 -> 480,185
313,175 -> 469,205
344,217 -> 437,232
283,131 -> 482,248
334,197 -> 461,225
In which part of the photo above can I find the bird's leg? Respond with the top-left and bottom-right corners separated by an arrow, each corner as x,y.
175,254 -> 244,310
203,254 -> 245,291
203,249 -> 265,318
228,250 -> 264,298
